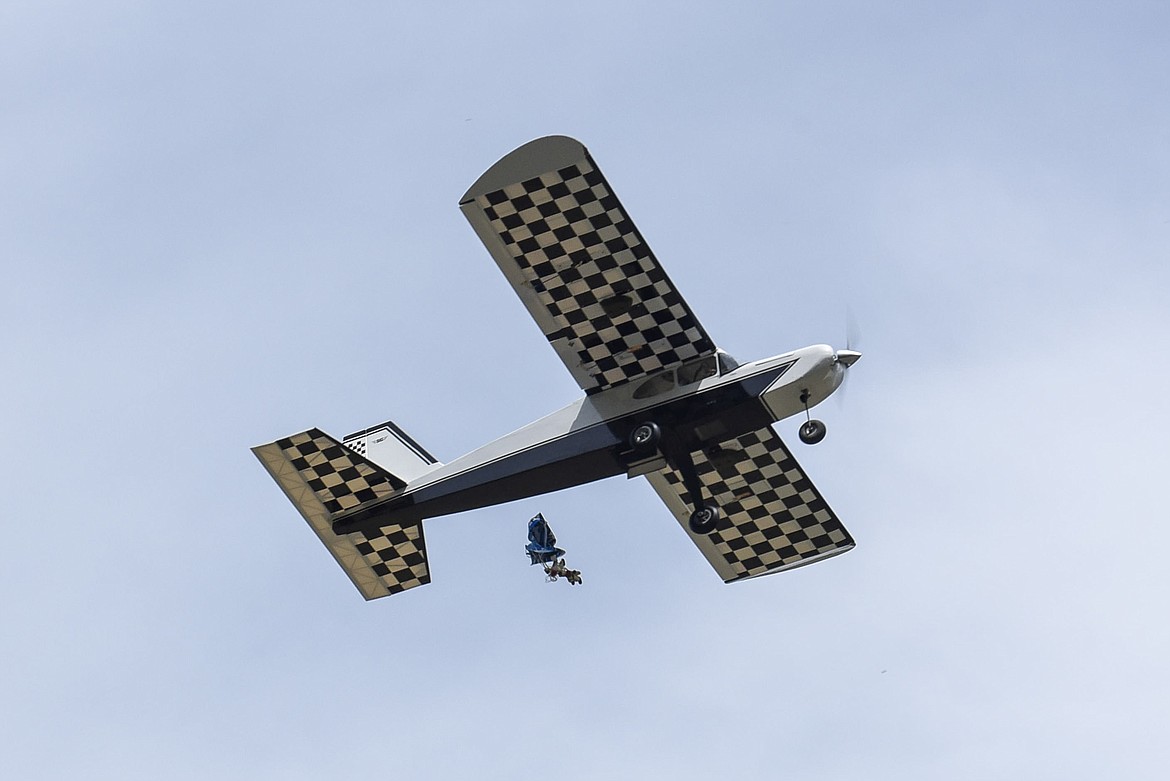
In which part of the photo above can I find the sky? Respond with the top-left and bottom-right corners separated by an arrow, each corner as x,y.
3,1 -> 1169,778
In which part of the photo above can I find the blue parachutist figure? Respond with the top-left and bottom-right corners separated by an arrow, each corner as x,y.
525,513 -> 582,585
525,513 -> 564,565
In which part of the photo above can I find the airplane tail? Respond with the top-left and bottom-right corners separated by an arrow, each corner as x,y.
341,419 -> 440,484
252,423 -> 441,600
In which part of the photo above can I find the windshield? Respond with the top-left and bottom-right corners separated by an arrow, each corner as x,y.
716,350 -> 740,374
677,355 -> 718,385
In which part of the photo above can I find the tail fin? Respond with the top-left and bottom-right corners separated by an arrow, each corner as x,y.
342,419 -> 441,484
252,428 -> 431,599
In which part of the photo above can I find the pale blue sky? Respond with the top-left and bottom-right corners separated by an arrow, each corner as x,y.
3,2 -> 1168,778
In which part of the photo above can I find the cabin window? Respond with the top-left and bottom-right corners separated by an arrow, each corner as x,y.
632,370 -> 675,399
677,356 -> 718,386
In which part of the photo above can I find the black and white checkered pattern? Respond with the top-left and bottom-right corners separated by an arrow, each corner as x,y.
276,429 -> 404,516
352,522 -> 431,594
470,154 -> 715,393
255,429 -> 429,599
649,427 -> 854,582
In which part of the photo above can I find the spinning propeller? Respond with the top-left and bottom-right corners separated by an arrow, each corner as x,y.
799,315 -> 862,445
833,310 -> 863,408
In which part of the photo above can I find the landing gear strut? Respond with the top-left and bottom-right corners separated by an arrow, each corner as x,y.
798,389 -> 827,445
665,440 -> 723,535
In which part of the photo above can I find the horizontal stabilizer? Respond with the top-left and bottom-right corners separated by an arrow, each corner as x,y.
253,429 -> 430,599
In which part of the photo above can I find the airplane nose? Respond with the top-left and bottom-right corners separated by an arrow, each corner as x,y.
834,349 -> 862,367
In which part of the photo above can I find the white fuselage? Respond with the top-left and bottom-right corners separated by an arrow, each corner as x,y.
334,344 -> 849,534
414,344 -> 844,490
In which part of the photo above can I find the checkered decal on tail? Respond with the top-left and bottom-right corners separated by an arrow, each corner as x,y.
648,427 -> 854,582
353,523 -> 430,594
468,154 -> 715,393
254,430 -> 430,600
276,429 -> 404,515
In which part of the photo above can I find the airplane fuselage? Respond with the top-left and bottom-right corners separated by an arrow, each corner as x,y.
333,344 -> 846,535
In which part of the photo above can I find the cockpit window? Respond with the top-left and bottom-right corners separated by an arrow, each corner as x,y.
676,355 -> 718,386
632,370 -> 675,399
632,352 -> 735,398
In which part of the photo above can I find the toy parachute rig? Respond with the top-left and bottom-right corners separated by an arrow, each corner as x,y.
525,513 -> 582,585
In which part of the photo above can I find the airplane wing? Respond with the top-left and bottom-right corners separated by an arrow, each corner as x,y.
460,135 -> 717,395
252,429 -> 430,599
645,426 -> 854,582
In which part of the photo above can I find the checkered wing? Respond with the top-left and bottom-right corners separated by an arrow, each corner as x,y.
645,427 -> 855,583
252,429 -> 431,599
460,135 -> 717,395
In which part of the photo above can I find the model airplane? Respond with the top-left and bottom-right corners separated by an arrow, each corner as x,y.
253,135 -> 861,600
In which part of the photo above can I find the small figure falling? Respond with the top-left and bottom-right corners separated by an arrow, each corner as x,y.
525,513 -> 582,586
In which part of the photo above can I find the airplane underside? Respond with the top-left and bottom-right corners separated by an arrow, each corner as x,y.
332,358 -> 794,535
252,135 -> 860,599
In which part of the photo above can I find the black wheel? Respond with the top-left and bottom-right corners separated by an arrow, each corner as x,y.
688,505 -> 720,535
799,419 -> 827,445
628,422 -> 661,452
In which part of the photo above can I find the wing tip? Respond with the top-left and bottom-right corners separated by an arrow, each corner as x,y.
461,135 -> 587,203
